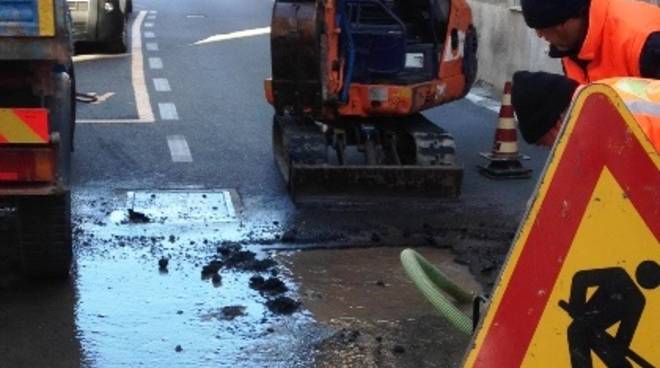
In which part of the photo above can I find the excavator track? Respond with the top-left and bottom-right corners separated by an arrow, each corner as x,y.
273,113 -> 463,204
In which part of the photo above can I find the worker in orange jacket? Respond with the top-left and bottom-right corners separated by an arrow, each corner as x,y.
521,0 -> 660,82
511,0 -> 659,149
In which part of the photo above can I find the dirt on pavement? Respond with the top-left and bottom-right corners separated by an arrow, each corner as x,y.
281,246 -> 483,368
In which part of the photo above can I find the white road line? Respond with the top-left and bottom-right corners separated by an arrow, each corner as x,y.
144,22 -> 154,27
466,93 -> 500,113
193,27 -> 270,45
146,42 -> 159,51
159,103 -> 179,120
148,10 -> 157,14
77,10 -> 155,124
73,53 -> 127,62
147,15 -> 156,20
148,57 -> 163,69
144,31 -> 155,38
153,78 -> 171,92
167,135 -> 193,162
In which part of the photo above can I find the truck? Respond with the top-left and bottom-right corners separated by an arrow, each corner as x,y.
0,0 -> 75,278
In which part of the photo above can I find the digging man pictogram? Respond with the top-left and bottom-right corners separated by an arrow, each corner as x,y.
559,260 -> 659,368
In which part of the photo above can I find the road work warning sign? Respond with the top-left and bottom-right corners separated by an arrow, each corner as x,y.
463,83 -> 659,367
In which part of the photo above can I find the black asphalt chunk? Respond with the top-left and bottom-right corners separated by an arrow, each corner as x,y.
217,242 -> 241,257
249,275 -> 288,294
201,260 -> 223,278
224,251 -> 276,272
158,257 -> 169,270
223,250 -> 256,268
247,258 -> 277,272
392,345 -> 406,354
266,296 -> 300,315
127,209 -> 150,223
220,306 -> 246,320
211,273 -> 222,287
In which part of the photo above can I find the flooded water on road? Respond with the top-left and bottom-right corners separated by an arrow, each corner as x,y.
2,187 -> 503,368
71,190 -> 324,367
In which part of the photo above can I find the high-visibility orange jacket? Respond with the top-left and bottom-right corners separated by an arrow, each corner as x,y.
539,78 -> 660,151
562,0 -> 660,84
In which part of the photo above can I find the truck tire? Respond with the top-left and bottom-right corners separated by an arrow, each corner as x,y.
108,18 -> 128,53
16,193 -> 72,279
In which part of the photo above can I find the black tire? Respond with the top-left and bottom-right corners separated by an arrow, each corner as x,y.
16,193 -> 72,279
108,18 -> 128,53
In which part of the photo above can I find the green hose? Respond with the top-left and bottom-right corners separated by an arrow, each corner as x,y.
400,248 -> 474,335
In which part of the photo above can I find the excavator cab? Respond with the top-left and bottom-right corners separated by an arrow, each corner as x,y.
266,0 -> 477,204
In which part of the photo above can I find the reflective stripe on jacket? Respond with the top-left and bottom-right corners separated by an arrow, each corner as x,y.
605,78 -> 660,152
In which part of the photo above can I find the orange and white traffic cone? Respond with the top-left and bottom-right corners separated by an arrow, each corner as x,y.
478,81 -> 531,179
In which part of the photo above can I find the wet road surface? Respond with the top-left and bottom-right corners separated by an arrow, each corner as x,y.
1,0 -> 551,366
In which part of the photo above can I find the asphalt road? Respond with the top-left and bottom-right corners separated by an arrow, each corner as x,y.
0,0 -> 551,366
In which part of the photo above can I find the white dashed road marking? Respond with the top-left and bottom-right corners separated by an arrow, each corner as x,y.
144,31 -> 155,38
148,57 -> 163,69
193,27 -> 270,45
146,42 -> 159,51
159,103 -> 179,120
144,22 -> 154,27
153,78 -> 171,92
77,10 -> 155,124
167,135 -> 193,163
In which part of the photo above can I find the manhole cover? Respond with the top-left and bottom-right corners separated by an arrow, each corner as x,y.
127,189 -> 238,224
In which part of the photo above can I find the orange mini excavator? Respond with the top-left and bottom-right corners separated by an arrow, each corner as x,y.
265,0 -> 477,203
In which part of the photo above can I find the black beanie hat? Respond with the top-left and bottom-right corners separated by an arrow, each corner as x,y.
521,0 -> 589,29
512,71 -> 579,144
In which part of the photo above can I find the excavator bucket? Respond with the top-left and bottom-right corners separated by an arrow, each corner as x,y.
273,114 -> 463,204
290,165 -> 462,204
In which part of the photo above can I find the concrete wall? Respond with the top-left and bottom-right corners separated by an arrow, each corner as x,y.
468,0 -> 561,90
467,0 -> 659,89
